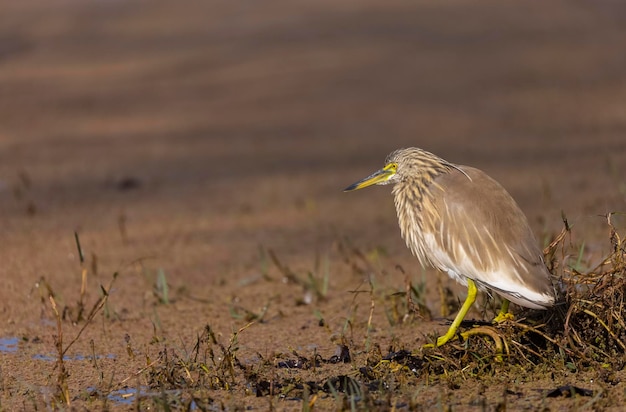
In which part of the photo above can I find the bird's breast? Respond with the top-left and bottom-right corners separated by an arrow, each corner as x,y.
392,183 -> 440,268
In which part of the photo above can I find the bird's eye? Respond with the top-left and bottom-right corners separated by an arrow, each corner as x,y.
386,163 -> 398,172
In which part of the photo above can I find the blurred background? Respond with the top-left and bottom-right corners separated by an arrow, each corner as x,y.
0,0 -> 625,303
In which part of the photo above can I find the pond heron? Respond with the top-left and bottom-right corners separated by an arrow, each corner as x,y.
345,148 -> 555,347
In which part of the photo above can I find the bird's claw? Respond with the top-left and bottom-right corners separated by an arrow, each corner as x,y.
461,326 -> 506,362
423,326 -> 507,362
493,312 -> 515,323
422,332 -> 458,349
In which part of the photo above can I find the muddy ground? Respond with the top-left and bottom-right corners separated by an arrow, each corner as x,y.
1,0 -> 626,410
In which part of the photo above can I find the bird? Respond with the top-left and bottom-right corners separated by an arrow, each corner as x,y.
344,147 -> 555,347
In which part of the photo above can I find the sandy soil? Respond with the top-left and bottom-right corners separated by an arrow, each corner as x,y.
0,0 -> 625,409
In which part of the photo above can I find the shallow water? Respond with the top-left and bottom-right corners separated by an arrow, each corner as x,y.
0,337 -> 19,353
32,353 -> 116,362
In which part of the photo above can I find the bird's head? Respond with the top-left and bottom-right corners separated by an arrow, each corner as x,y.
344,148 -> 442,192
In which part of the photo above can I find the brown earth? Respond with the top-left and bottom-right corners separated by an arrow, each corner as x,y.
0,0 -> 625,410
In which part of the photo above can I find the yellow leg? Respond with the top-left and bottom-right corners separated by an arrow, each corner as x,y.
493,299 -> 514,323
424,278 -> 477,348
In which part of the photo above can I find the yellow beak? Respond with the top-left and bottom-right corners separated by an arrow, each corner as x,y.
344,167 -> 395,191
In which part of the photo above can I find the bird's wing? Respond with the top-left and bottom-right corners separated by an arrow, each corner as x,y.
423,166 -> 554,308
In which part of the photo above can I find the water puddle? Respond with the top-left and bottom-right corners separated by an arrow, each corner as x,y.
2,336 -> 116,362
33,353 -> 116,362
106,387 -> 142,405
0,337 -> 19,353
1,337 -> 196,407
98,387 -> 197,408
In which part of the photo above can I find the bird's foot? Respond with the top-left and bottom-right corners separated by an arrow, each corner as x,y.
493,299 -> 512,323
423,326 -> 506,362
461,326 -> 506,361
492,311 -> 515,323
422,328 -> 459,348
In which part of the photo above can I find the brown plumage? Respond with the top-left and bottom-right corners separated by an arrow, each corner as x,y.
345,147 -> 555,346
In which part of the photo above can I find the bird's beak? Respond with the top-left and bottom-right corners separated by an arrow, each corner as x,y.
344,166 -> 395,192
